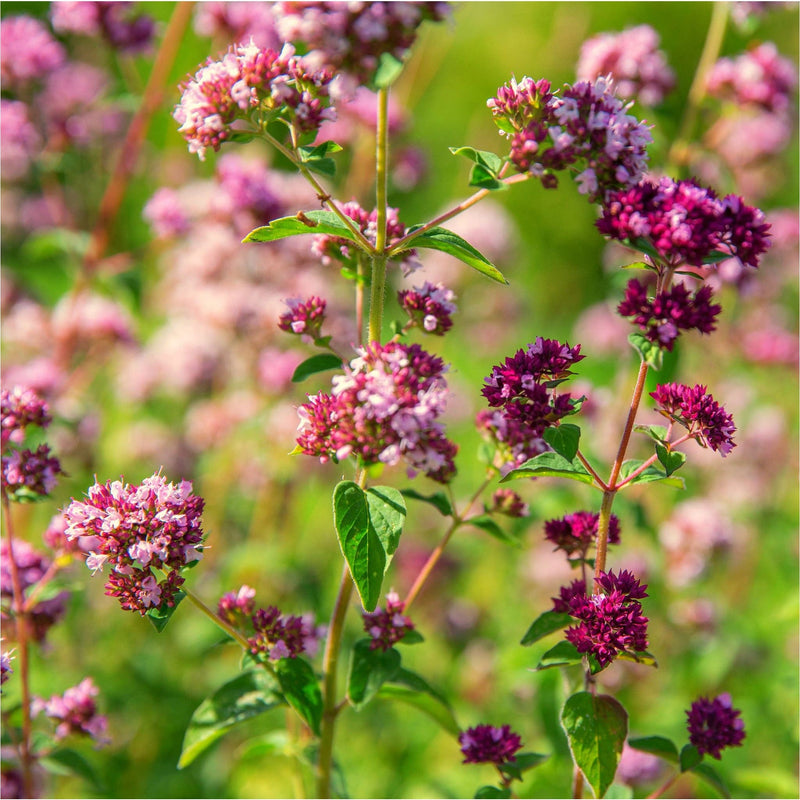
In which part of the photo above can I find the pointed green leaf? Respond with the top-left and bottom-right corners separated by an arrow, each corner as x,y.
618,460 -> 685,489
633,424 -> 668,443
146,590 -> 186,632
543,424 -> 581,461
40,748 -> 104,792
372,51 -> 405,88
620,261 -> 654,271
628,331 -> 664,370
499,752 -> 549,781
396,226 -> 508,284
333,481 -> 386,611
291,353 -> 343,383
398,628 -> 424,645
536,640 -> 583,670
501,451 -> 594,485
475,786 -> 511,799
347,639 -> 402,709
691,762 -> 731,798
655,444 -> 686,476
561,692 -> 628,799
679,743 -> 703,773
365,485 -> 406,558
448,146 -> 504,175
378,667 -> 459,737
466,514 -> 519,547
469,163 -> 507,191
521,611 -> 573,646
244,211 -> 361,244
627,736 -> 679,764
275,657 -> 323,736
178,671 -> 282,768
400,488 -> 453,516
615,650 -> 658,668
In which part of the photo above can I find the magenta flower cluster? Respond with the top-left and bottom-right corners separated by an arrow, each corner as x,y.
617,278 -> 721,350
397,281 -> 457,335
651,383 -> 736,456
488,75 -> 652,201
217,584 -> 257,625
459,723 -> 523,766
62,474 -> 206,615
553,570 -> 649,668
544,511 -> 620,557
686,693 -> 746,759
1,387 -> 51,448
576,25 -> 676,106
597,176 -> 771,269
706,42 -> 796,114
297,341 -> 457,482
31,677 -> 109,745
273,1 -> 451,87
278,296 -> 327,339
312,200 -> 419,275
249,606 -> 324,661
175,42 -> 335,160
362,591 -> 414,651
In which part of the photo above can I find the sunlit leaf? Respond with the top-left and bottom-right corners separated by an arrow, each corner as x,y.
347,639 -> 402,709
291,353 -> 343,383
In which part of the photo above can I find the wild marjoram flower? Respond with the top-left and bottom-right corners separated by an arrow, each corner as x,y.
62,473 -> 206,614
686,693 -> 746,759
459,724 -> 524,766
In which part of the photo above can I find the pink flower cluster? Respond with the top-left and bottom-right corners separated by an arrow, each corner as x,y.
32,677 -> 109,745
597,176 -> 771,269
312,201 -> 420,275
0,16 -> 65,89
707,42 -> 796,114
278,296 -> 327,339
249,606 -> 325,661
576,25 -> 676,106
553,570 -> 649,668
362,591 -> 414,651
651,383 -> 736,456
489,488 -> 530,518
175,42 -> 335,160
50,1 -> 155,53
297,341 -> 457,482
617,278 -> 721,350
194,2 -> 281,49
397,281 -> 457,335
488,75 -> 652,201
544,511 -> 620,557
62,473 -> 206,615
1,387 -> 51,448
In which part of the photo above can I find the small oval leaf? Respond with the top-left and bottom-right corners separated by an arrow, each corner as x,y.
521,611 -> 573,646
291,353 -> 343,383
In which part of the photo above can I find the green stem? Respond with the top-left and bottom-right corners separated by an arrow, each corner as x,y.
181,585 -> 256,654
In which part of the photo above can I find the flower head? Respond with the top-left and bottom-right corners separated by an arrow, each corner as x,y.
248,605 -> 324,661
1,386 -> 51,449
650,383 -> 736,456
362,591 -> 414,651
51,2 -> 156,53
686,693 -> 745,759
0,16 -> 65,89
459,723 -> 523,765
62,473 -> 206,615
397,281 -> 457,335
544,510 -> 620,557
489,488 -> 530,518
218,585 -> 257,625
278,296 -> 327,339
31,678 -> 109,745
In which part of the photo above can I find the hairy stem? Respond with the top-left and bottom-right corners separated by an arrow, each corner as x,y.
181,585 -> 254,653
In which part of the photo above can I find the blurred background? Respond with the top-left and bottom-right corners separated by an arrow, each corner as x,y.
1,2 -> 798,797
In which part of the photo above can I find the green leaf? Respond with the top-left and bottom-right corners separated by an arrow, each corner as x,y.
679,744 -> 703,773
347,639 -> 402,709
615,650 -> 658,668
701,250 -> 731,265
692,762 -> 731,798
275,657 -> 323,736
561,692 -> 628,799
469,163 -> 508,191
475,785 -> 512,798
466,514 -> 520,547
365,485 -> 406,559
244,211 -> 361,245
372,51 -> 405,88
40,748 -> 104,791
543,424 -> 581,461
605,784 -> 635,799
628,331 -> 664,370
499,752 -> 549,781
146,590 -> 186,632
398,629 -> 424,645
398,226 -> 508,285
178,671 -> 282,768
655,444 -> 686,476
501,451 -> 594,485
291,353 -> 343,383
448,145 -> 504,175
536,640 -> 583,670
620,261 -> 654,271
521,611 -> 573,646
378,668 -> 459,737
297,140 -> 343,178
633,424 -> 668,443
618,460 -> 685,489
400,488 -> 453,516
627,736 -> 679,764
333,481 -> 386,611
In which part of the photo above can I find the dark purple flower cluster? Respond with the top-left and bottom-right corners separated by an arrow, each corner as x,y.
31,678 -> 109,745
488,75 -> 652,201
617,278 -> 721,350
597,176 -> 771,269
553,570 -> 649,668
576,25 -> 676,106
686,693 -> 746,759
297,341 -> 457,482
651,383 -> 736,456
459,723 -> 523,766
362,591 -> 414,651
397,281 -> 457,335
481,337 -> 584,453
312,201 -> 419,275
175,42 -> 335,160
278,296 -> 327,339
1,387 -> 51,448
2,445 -> 64,499
544,511 -> 620,557
489,488 -> 530,518
475,409 -> 550,474
248,605 -> 324,661
273,1 -> 451,87
51,1 -> 156,54
62,474 -> 206,615
0,539 -> 69,643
